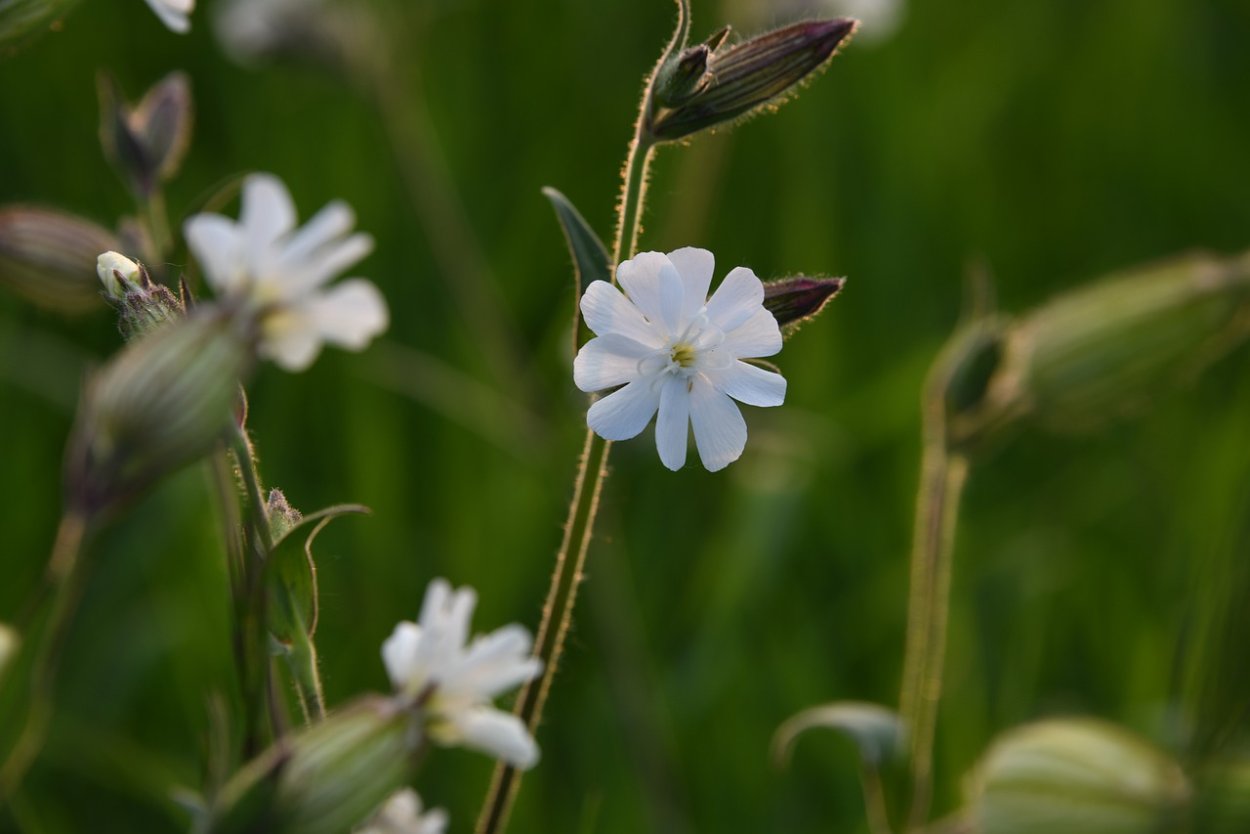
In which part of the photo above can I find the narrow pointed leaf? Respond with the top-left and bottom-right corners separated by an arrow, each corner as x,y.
542,187 -> 611,354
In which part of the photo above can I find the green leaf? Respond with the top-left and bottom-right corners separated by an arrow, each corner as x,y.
542,187 -> 611,355
772,701 -> 907,768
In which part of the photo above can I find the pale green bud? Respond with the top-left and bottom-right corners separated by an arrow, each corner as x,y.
65,309 -> 251,515
204,697 -> 413,834
0,206 -> 119,314
97,250 -> 185,340
97,250 -> 143,297
939,250 -> 1250,449
969,719 -> 1190,834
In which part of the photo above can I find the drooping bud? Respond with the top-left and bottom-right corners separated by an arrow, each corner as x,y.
203,697 -> 413,834
968,718 -> 1191,834
763,275 -> 846,336
97,250 -> 184,340
98,71 -> 194,197
64,308 -> 252,516
0,206 -> 119,313
647,18 -> 857,142
0,623 -> 18,685
937,249 -> 1250,450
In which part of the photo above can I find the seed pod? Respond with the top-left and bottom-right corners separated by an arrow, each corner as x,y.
0,206 -> 118,314
647,18 -> 857,142
969,718 -> 1190,834
205,697 -> 412,834
65,309 -> 252,515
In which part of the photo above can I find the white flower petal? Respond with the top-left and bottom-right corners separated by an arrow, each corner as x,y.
722,308 -> 783,359
278,231 -> 375,296
260,308 -> 322,371
705,266 -> 764,332
279,199 -> 356,264
655,375 -> 690,471
239,173 -> 297,256
704,361 -> 787,407
455,625 -> 541,698
586,378 -> 661,441
381,621 -> 422,690
666,246 -> 715,323
573,333 -> 654,392
580,280 -> 664,347
618,252 -> 684,335
305,279 -> 389,350
436,708 -> 540,769
145,0 -> 193,32
689,375 -> 748,471
184,213 -> 245,294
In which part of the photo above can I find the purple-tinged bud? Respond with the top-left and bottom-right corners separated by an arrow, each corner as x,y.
647,18 -> 857,142
98,71 -> 194,198
96,250 -> 184,340
64,309 -> 251,516
653,26 -> 731,108
0,206 -> 119,314
763,275 -> 846,336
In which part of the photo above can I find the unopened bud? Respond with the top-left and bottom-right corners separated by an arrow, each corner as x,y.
941,250 -> 1250,448
969,718 -> 1190,834
647,18 -> 857,141
206,697 -> 412,834
763,275 -> 845,335
65,309 -> 251,515
98,71 -> 194,197
0,206 -> 119,313
97,250 -> 184,340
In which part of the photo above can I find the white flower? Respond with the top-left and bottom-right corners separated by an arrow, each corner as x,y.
777,0 -> 906,44
183,173 -> 388,371
144,0 -> 194,33
355,789 -> 448,834
573,248 -> 787,471
213,0 -> 323,64
382,579 -> 543,769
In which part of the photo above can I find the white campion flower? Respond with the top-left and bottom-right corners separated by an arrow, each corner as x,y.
355,789 -> 448,834
213,0 -> 324,64
574,248 -> 787,471
144,0 -> 194,33
382,579 -> 543,769
183,173 -> 388,372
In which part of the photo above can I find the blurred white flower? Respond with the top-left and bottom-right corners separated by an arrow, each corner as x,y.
574,248 -> 786,471
213,0 -> 324,64
382,579 -> 543,769
776,0 -> 905,44
183,173 -> 388,371
144,0 -> 194,33
356,789 -> 448,834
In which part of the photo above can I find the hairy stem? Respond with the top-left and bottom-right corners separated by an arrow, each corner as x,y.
899,440 -> 968,830
0,510 -> 92,801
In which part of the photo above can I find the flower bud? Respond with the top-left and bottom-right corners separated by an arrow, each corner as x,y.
65,309 -> 251,515
646,18 -> 857,142
98,71 -> 194,197
205,697 -> 412,834
97,250 -> 185,340
940,250 -> 1250,449
969,719 -> 1190,834
763,275 -> 846,335
0,206 -> 119,313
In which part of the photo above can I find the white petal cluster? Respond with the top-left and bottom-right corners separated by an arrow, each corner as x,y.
574,247 -> 787,471
214,0 -> 322,64
382,580 -> 543,769
184,173 -> 388,372
144,0 -> 194,33
355,789 -> 448,834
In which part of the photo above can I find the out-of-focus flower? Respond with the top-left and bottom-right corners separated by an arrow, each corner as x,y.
382,579 -> 542,769
97,251 -> 184,340
775,0 -> 904,45
144,0 -> 194,33
183,173 -> 388,371
574,248 -> 787,471
213,0 -> 365,71
356,789 -> 449,834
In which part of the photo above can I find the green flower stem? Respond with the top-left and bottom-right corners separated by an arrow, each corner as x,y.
0,510 -> 92,802
474,104 -> 660,834
899,438 -> 969,831
141,189 -> 173,265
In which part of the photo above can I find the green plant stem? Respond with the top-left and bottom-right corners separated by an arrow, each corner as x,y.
860,761 -> 896,834
0,510 -> 92,802
898,440 -> 968,831
474,110 -> 659,834
141,188 -> 173,264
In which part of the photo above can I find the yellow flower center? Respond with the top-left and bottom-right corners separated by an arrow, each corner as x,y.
670,342 -> 697,368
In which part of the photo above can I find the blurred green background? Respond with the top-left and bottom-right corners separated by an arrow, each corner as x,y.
2,0 -> 1249,831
